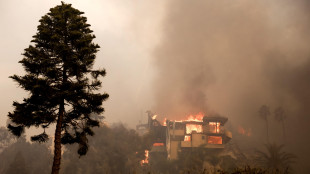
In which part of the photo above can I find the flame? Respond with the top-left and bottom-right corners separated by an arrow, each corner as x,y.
186,124 -> 202,134
163,118 -> 167,126
168,113 -> 205,135
209,122 -> 220,133
174,112 -> 204,122
238,126 -> 252,136
238,126 -> 245,134
141,150 -> 149,165
183,113 -> 204,134
184,135 -> 191,141
153,143 -> 164,146
207,136 -> 222,144
186,112 -> 204,122
152,115 -> 157,120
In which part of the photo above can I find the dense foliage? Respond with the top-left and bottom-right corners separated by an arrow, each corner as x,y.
0,126 -> 297,174
7,2 -> 108,173
61,124 -> 148,174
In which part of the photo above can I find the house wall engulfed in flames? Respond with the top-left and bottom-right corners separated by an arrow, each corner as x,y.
136,111 -> 233,160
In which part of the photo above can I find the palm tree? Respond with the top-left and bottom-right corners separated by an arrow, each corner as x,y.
258,105 -> 270,143
274,107 -> 287,142
255,143 -> 296,173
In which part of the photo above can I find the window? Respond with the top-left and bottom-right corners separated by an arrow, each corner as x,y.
184,135 -> 191,141
186,124 -> 202,134
207,136 -> 222,144
153,143 -> 164,146
209,122 -> 220,133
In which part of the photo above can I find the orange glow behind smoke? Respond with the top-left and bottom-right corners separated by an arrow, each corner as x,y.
238,126 -> 252,136
153,143 -> 164,146
163,113 -> 205,134
174,112 -> 205,122
208,136 -> 222,144
162,113 -> 204,126
184,113 -> 204,134
186,124 -> 202,134
209,122 -> 220,133
141,150 -> 149,165
183,112 -> 204,122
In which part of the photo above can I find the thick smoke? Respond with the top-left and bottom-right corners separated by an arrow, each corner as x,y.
152,0 -> 310,173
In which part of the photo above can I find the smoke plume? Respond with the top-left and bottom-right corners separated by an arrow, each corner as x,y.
152,0 -> 310,173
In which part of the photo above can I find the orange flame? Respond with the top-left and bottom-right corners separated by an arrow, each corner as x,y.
238,126 -> 252,136
141,150 -> 149,165
184,135 -> 191,141
171,113 -> 205,135
209,122 -> 220,133
184,113 -> 204,134
208,136 -> 222,144
152,115 -> 157,120
153,143 -> 164,146
175,112 -> 204,122
186,124 -> 202,134
186,112 -> 204,122
163,118 -> 167,126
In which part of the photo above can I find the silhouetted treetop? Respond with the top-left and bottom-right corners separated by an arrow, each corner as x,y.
7,2 -> 108,174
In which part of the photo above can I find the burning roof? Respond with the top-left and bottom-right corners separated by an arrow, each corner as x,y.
137,112 -> 232,161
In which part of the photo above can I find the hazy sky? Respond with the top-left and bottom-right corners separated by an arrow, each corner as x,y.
0,0 -> 165,128
2,0 -> 310,173
151,1 -> 310,173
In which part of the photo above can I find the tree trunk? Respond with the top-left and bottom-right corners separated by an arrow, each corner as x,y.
51,105 -> 64,174
52,41 -> 67,173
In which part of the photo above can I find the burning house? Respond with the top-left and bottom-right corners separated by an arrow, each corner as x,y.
166,114 -> 232,160
137,112 -> 232,161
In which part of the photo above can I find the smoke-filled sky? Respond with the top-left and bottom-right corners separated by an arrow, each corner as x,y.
1,0 -> 310,172
0,0 -> 166,128
153,0 -> 310,133
152,0 -> 310,173
153,0 -> 310,119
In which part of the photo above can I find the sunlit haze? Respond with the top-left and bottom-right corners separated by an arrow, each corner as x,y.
1,0 -> 310,173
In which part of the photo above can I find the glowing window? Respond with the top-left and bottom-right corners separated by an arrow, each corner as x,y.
209,122 -> 220,133
153,143 -> 164,146
186,124 -> 202,134
184,135 -> 191,141
207,136 -> 222,144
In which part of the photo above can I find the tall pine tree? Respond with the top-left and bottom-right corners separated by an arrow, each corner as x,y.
7,2 -> 108,174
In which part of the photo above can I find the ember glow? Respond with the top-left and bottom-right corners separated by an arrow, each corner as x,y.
174,112 -> 205,122
209,122 -> 220,133
152,115 -> 157,120
185,112 -> 204,122
238,126 -> 252,136
141,150 -> 149,165
153,143 -> 164,146
184,113 -> 204,134
184,135 -> 191,141
207,136 -> 222,144
170,112 -> 205,134
163,118 -> 167,126
186,124 -> 202,134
